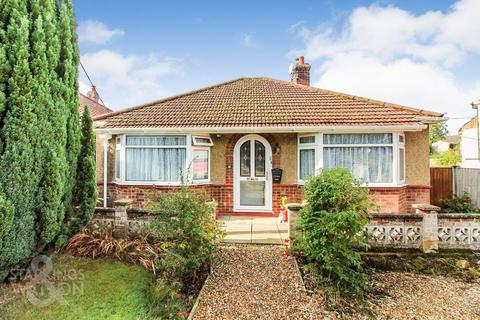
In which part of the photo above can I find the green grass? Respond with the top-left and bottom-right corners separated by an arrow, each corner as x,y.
0,255 -> 157,320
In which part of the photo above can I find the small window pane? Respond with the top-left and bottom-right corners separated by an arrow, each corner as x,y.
115,150 -> 120,179
299,136 -> 315,144
324,133 -> 392,145
240,181 -> 265,206
254,140 -> 265,177
192,136 -> 213,146
193,150 -> 209,181
240,141 -> 250,177
399,135 -> 405,143
126,135 -> 186,146
300,149 -> 315,180
399,148 -> 405,181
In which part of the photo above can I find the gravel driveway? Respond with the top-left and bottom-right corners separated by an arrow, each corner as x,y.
191,245 -> 322,320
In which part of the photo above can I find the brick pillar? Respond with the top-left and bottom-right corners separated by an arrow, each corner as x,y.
413,203 -> 440,253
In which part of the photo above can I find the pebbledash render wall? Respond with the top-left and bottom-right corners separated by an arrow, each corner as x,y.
96,129 -> 431,215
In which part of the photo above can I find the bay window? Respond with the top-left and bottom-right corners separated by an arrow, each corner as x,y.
115,134 -> 212,184
298,133 -> 406,186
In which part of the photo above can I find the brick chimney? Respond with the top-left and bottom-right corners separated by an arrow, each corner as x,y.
87,85 -> 100,102
290,56 -> 311,86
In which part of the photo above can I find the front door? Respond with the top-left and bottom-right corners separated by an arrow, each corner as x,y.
234,135 -> 272,212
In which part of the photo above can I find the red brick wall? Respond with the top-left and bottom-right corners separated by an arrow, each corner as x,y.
369,185 -> 430,214
99,183 -> 430,215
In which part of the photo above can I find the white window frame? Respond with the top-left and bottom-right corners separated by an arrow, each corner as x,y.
297,134 -> 321,184
297,132 -> 406,187
398,134 -> 406,184
114,134 -> 212,186
192,135 -> 214,146
115,136 -> 122,180
191,147 -> 211,184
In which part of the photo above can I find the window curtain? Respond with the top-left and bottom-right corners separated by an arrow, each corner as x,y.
126,148 -> 186,181
126,135 -> 186,146
300,149 -> 315,180
323,146 -> 393,183
324,133 -> 392,145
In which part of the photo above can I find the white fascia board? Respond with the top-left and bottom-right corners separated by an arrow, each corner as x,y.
94,124 -> 427,135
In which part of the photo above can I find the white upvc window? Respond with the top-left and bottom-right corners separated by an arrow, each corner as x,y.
114,134 -> 212,185
297,132 -> 406,187
192,147 -> 210,183
115,136 -> 121,180
398,134 -> 406,183
297,134 -> 318,183
192,136 -> 214,146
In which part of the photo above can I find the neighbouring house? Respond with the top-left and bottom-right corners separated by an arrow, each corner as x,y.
79,85 -> 113,117
93,57 -> 443,215
459,116 -> 480,168
431,135 -> 460,154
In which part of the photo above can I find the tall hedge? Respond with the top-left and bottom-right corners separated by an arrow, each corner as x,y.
0,0 -> 95,278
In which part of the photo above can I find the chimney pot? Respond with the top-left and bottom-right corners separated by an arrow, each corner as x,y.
290,56 -> 311,86
87,85 -> 100,102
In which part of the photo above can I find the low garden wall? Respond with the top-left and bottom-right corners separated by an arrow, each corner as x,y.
88,204 -> 152,236
287,204 -> 480,251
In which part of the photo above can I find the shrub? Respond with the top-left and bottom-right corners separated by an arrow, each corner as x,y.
296,168 -> 374,303
64,228 -> 162,272
147,187 -> 223,317
440,192 -> 480,213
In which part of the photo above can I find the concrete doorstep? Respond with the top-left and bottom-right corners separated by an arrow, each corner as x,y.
218,216 -> 288,245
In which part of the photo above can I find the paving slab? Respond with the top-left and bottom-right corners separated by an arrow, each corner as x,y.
219,216 -> 288,244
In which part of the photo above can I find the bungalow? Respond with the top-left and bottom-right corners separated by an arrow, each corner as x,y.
93,57 -> 443,215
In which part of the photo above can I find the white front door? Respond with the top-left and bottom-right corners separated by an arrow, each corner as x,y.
234,135 -> 272,212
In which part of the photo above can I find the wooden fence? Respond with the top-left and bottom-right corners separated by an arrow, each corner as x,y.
430,167 -> 480,208
430,167 -> 453,206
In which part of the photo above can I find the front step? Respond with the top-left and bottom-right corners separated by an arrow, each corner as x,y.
218,216 -> 288,244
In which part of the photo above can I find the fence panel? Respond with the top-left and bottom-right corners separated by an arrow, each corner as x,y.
430,167 -> 453,206
454,167 -> 480,208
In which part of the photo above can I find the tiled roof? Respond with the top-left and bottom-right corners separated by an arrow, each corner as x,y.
79,93 -> 113,117
460,116 -> 478,132
94,77 -> 442,129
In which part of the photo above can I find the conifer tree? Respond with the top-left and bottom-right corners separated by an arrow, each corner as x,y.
56,0 -> 81,241
0,0 -> 94,277
31,0 -> 66,248
74,107 -> 98,230
0,0 -> 39,271
0,3 -> 9,129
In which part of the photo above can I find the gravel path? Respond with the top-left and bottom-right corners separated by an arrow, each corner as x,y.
192,245 -> 322,320
366,271 -> 480,320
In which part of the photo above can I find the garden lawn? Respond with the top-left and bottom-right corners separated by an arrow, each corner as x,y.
0,255 -> 156,320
